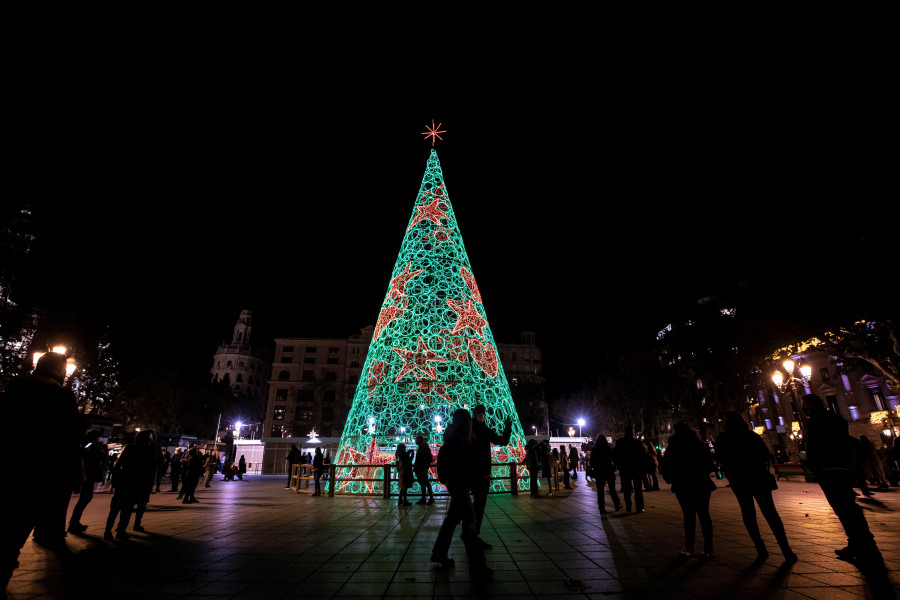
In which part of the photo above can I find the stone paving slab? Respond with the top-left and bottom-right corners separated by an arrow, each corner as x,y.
6,474 -> 900,599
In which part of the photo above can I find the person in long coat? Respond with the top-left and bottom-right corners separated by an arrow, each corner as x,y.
613,426 -> 646,513
395,443 -> 414,506
105,429 -> 157,540
590,435 -> 622,514
714,411 -> 796,562
661,423 -> 715,558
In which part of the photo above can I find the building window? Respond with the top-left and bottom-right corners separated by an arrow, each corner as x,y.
322,406 -> 334,421
299,389 -> 314,403
304,357 -> 316,364
306,346 -> 316,353
324,390 -> 336,403
351,361 -> 360,368
278,370 -> 290,381
226,361 -> 233,369
295,404 -> 313,423
274,406 -> 286,421
280,356 -> 292,363
276,389 -> 288,401
327,357 -> 339,364
271,425 -> 282,437
239,361 -> 245,368
325,371 -> 338,382
869,387 -> 886,411
302,370 -> 314,382
283,346 -> 294,352
819,367 -> 831,382
236,374 -> 243,383
329,347 -> 340,354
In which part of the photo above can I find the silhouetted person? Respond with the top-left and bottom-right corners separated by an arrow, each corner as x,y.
590,435 -> 622,514
432,409 -> 492,582
414,436 -> 434,505
715,411 -> 796,562
312,448 -> 324,496
471,403 -> 511,546
614,426 -> 645,513
132,429 -> 160,532
662,423 -> 715,558
569,445 -> 579,480
105,429 -> 157,540
155,447 -> 169,492
286,444 -> 302,489
395,443 -> 414,506
181,445 -> 204,503
559,444 -> 571,489
2,352 -> 82,586
169,447 -> 183,492
238,455 -> 246,480
69,430 -> 109,533
802,393 -> 882,566
525,439 -> 540,498
643,441 -> 660,491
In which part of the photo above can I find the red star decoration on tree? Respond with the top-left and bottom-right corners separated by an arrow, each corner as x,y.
460,267 -> 482,303
387,261 -> 424,300
422,120 -> 446,146
407,197 -> 451,232
393,336 -> 448,382
446,298 -> 488,337
406,380 -> 453,405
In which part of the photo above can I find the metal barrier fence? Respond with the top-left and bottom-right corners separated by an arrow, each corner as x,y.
286,462 -> 532,497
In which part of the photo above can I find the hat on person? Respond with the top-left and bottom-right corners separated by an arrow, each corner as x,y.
473,404 -> 486,415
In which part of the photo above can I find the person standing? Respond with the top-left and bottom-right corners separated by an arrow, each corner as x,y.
68,430 -> 110,533
414,436 -> 434,505
643,441 -> 660,492
569,445 -> 579,481
181,445 -> 204,504
238,455 -> 247,480
203,451 -> 217,488
168,448 -> 183,492
471,403 -> 511,545
155,447 -> 169,493
590,435 -> 622,514
431,409 -> 492,581
613,427 -> 646,513
312,448 -> 325,496
525,439 -> 540,498
661,423 -> 716,558
132,430 -> 160,532
714,411 -> 796,562
286,444 -> 302,489
538,440 -> 552,493
2,352 -> 82,587
559,445 -> 572,489
104,429 -> 157,540
395,443 -> 414,506
801,393 -> 882,565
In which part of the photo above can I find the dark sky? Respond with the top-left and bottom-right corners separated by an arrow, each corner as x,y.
7,63 -> 896,394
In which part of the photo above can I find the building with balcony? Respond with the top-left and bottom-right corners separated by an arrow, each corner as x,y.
210,310 -> 271,403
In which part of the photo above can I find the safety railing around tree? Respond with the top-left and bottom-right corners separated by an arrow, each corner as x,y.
285,462 -> 531,497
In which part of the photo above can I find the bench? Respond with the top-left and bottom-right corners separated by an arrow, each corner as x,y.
773,463 -> 816,482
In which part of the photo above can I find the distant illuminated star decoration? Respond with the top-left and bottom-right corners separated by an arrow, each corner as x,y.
422,120 -> 446,146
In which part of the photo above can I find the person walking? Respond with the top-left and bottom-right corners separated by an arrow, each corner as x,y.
132,430 -> 160,532
312,448 -> 325,496
801,393 -> 883,566
525,439 -> 540,498
286,444 -> 302,489
431,408 -> 492,582
613,426 -> 646,513
68,430 -> 110,533
168,447 -> 183,492
661,423 -> 716,558
714,411 -> 796,562
395,443 -> 414,506
2,352 -> 83,587
590,435 -> 622,514
414,436 -> 434,505
104,429 -> 157,540
471,403 -> 511,544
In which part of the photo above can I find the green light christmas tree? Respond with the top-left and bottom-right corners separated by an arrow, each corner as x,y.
334,145 -> 529,495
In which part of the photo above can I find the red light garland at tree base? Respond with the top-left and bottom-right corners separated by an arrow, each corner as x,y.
334,149 -> 530,494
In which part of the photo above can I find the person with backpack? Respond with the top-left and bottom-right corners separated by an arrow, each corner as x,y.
68,430 -> 109,533
431,409 -> 492,582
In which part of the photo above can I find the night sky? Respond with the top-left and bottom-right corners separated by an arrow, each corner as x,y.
7,66 -> 895,395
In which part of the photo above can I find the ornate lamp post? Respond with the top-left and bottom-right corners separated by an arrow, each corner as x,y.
772,359 -> 812,457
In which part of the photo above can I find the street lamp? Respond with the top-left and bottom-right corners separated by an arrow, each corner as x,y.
577,418 -> 585,439
33,348 -> 77,380
772,359 -> 811,454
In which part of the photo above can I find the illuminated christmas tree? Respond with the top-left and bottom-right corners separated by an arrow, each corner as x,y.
334,147 -> 529,494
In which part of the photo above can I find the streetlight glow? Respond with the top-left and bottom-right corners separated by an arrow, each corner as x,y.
772,372 -> 784,387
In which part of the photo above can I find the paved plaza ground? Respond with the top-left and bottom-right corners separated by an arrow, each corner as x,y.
6,472 -> 900,599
